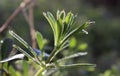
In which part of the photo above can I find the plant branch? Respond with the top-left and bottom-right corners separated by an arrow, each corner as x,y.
22,0 -> 36,48
34,67 -> 46,76
0,0 -> 35,33
28,2 -> 36,48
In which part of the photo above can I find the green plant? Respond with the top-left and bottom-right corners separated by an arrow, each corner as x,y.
0,10 -> 95,76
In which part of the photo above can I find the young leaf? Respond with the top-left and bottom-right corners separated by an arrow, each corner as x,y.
59,10 -> 65,21
65,12 -> 73,24
43,12 -> 58,46
36,31 -> 44,50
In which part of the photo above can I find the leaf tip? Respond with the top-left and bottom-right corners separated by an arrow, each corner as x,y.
9,30 -> 13,34
43,12 -> 46,16
88,21 -> 95,24
82,29 -> 88,34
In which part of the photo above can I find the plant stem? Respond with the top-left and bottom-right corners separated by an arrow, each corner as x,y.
34,67 -> 46,76
46,47 -> 58,63
46,44 -> 68,64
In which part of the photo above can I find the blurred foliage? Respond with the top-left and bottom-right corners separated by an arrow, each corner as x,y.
0,0 -> 120,76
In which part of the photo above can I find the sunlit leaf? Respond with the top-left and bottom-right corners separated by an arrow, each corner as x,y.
43,12 -> 58,46
36,31 -> 44,50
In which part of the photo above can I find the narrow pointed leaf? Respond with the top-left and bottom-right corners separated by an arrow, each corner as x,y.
57,10 -> 60,20
60,21 -> 91,45
13,45 -> 33,58
43,12 -> 56,33
58,63 -> 96,69
65,12 -> 73,24
59,10 -> 65,20
57,52 -> 87,62
13,45 -> 40,64
57,20 -> 62,41
9,30 -> 36,57
43,12 -> 58,46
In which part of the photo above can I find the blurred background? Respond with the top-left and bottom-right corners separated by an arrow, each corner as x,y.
0,0 -> 120,76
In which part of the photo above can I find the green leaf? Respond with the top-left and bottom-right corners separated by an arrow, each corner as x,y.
43,12 -> 58,46
65,12 -> 76,32
56,20 -> 62,41
23,61 -> 29,76
13,45 -> 40,64
57,10 -> 60,20
57,63 -> 96,69
56,52 -> 87,63
59,10 -> 65,21
9,30 -> 37,57
57,10 -> 67,45
62,22 -> 68,36
60,27 -> 78,45
78,43 -> 88,51
60,21 -> 92,45
43,12 -> 56,34
65,12 -> 73,24
36,31 -> 44,50
69,37 -> 77,48
9,66 -> 18,76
